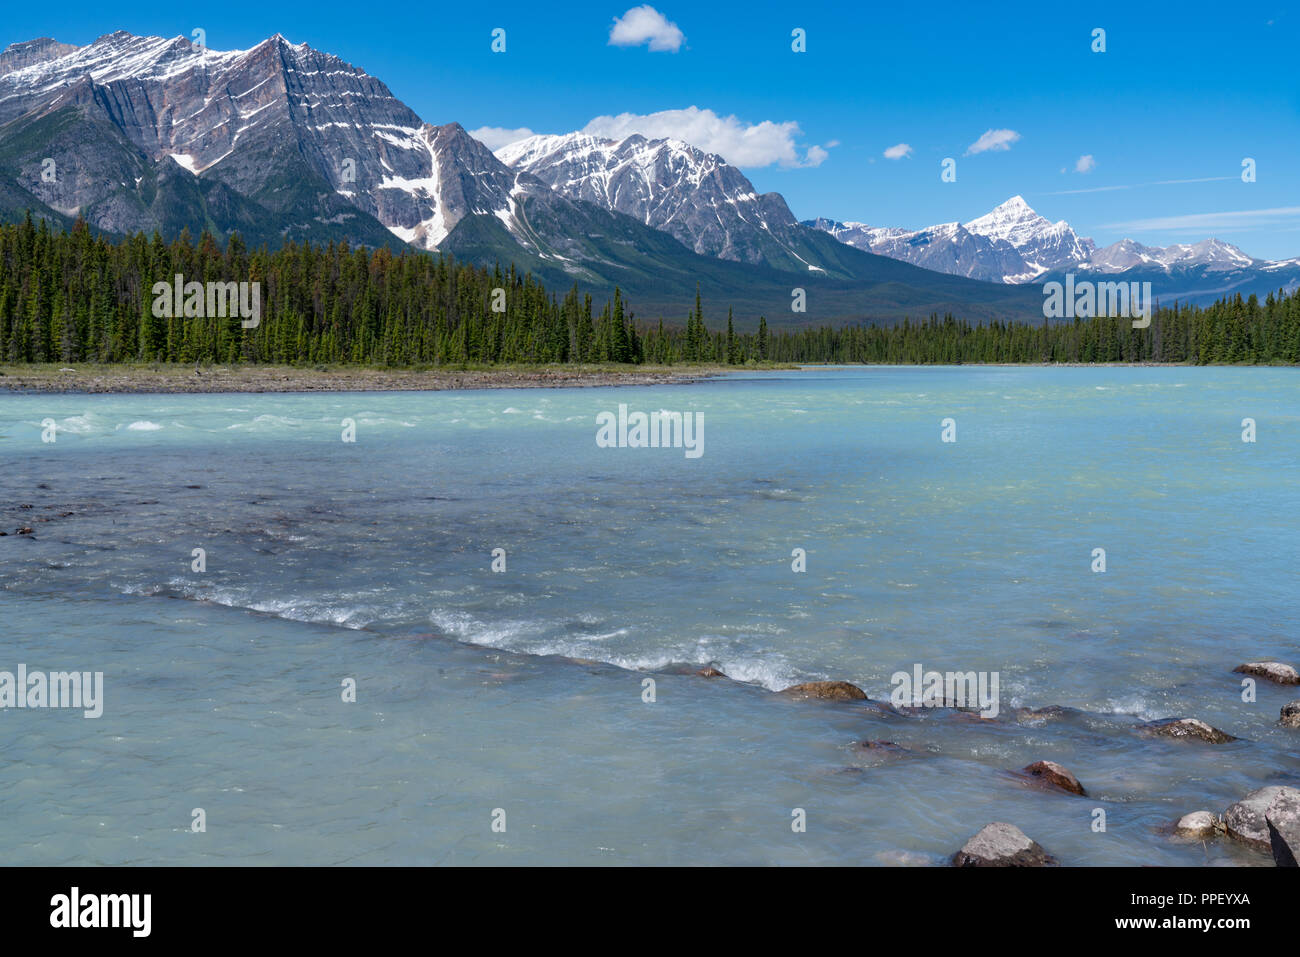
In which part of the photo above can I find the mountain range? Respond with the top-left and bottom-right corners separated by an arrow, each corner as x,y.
0,31 -> 1293,326
806,196 -> 1300,305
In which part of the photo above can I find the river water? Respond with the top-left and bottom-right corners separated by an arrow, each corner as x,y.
1,366 -> 1296,864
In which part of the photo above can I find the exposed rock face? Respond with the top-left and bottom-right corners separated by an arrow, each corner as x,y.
1234,661 -> 1300,685
1139,717 -> 1237,743
0,38 -> 79,76
1281,701 -> 1300,728
1021,760 -> 1086,796
779,680 -> 868,701
0,32 -> 412,246
1174,811 -> 1219,839
695,666 -> 726,678
1265,790 -> 1300,867
1224,786 -> 1300,850
952,823 -> 1058,867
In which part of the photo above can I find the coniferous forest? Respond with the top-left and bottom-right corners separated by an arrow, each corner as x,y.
3,216 -> 1299,368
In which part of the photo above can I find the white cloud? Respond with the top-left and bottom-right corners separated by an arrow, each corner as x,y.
468,126 -> 536,150
1075,154 -> 1096,173
883,142 -> 912,160
581,106 -> 830,167
609,5 -> 685,52
965,128 -> 1020,155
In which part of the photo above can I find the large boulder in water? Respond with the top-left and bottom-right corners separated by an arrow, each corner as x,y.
1139,717 -> 1236,743
1233,661 -> 1300,685
952,823 -> 1057,867
780,680 -> 868,701
1224,785 -> 1300,851
1020,760 -> 1086,796
1265,790 -> 1300,867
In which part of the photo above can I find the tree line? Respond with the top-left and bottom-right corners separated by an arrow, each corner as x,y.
2,216 -> 1298,366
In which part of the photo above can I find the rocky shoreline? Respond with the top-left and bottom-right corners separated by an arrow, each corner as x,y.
664,668 -> 1300,866
0,363 -> 733,395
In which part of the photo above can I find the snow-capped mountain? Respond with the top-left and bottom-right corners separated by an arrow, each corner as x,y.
1086,237 -> 1255,273
962,196 -> 1096,279
496,130 -> 846,275
807,197 -> 1096,283
806,216 -> 1031,284
806,196 -> 1300,302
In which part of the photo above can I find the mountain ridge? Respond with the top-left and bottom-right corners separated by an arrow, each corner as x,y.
805,196 -> 1300,305
0,31 -> 1056,325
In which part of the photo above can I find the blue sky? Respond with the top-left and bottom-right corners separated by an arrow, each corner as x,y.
5,1 -> 1298,258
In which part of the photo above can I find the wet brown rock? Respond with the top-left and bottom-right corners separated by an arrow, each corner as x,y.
1139,717 -> 1236,743
1021,760 -> 1086,796
695,666 -> 727,678
780,681 -> 868,701
1224,785 -> 1300,851
952,822 -> 1058,867
1233,661 -> 1300,685
1280,701 -> 1300,729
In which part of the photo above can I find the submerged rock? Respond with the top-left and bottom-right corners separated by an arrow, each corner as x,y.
1139,717 -> 1237,743
952,822 -> 1058,867
1014,704 -> 1075,721
695,666 -> 727,678
1265,790 -> 1300,867
1224,786 -> 1300,851
1233,661 -> 1300,685
857,740 -> 912,754
780,680 -> 868,701
1020,760 -> 1086,796
1280,701 -> 1300,729
1174,811 -> 1220,839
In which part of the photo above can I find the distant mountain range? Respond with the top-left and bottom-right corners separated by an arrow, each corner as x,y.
0,31 -> 1293,325
806,196 -> 1300,305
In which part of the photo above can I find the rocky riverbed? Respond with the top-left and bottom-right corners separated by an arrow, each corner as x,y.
0,362 -> 729,394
